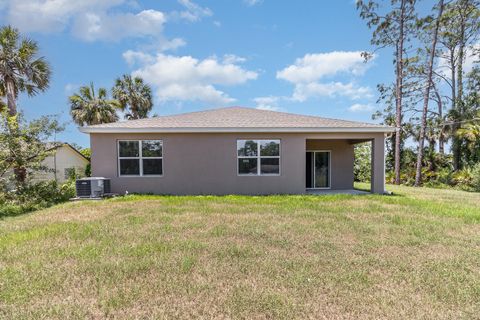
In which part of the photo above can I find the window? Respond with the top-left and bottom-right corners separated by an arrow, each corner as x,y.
237,139 -> 280,175
118,140 -> 163,176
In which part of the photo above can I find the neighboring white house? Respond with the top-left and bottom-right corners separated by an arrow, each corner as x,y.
33,143 -> 90,183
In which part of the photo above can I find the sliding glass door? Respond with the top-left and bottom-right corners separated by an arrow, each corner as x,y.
306,151 -> 331,189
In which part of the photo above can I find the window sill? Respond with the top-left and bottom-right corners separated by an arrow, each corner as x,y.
237,174 -> 281,177
118,175 -> 164,178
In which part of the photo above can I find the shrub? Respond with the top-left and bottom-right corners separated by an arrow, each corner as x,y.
85,163 -> 91,177
386,163 -> 480,192
0,180 -> 75,218
354,143 -> 371,182
471,163 -> 480,192
450,168 -> 473,190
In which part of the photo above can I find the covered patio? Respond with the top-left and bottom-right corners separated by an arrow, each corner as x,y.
305,133 -> 386,194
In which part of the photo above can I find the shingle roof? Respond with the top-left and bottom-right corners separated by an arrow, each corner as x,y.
79,106 -> 394,133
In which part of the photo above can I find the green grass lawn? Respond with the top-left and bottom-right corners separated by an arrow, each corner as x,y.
1,185 -> 479,319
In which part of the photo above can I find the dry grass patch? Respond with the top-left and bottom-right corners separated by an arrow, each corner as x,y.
0,185 -> 479,319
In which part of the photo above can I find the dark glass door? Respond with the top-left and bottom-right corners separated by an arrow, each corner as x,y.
306,151 -> 330,189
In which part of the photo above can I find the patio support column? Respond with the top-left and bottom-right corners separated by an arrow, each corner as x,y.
371,135 -> 386,194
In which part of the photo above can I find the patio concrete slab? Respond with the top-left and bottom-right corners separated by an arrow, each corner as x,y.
306,189 -> 370,195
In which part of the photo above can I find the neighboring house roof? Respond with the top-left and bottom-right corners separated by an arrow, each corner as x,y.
47,143 -> 90,162
79,106 -> 395,133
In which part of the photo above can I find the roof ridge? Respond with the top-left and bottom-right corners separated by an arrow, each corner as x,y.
248,107 -> 381,127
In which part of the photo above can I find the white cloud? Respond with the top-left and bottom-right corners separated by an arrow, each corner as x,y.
71,9 -> 167,42
254,96 -> 279,105
244,0 -> 263,6
277,51 -> 374,102
171,0 -> 213,22
158,38 -> 187,52
277,51 -> 373,83
349,103 -> 375,112
292,82 -> 373,102
464,43 -> 479,74
123,50 -> 156,66
213,21 -> 222,27
3,0 -> 120,33
1,0 -> 207,44
125,52 -> 258,105
253,96 -> 285,111
256,105 -> 283,111
223,54 -> 247,64
64,83 -> 79,95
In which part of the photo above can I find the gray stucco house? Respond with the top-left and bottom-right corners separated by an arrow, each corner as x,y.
80,107 -> 394,195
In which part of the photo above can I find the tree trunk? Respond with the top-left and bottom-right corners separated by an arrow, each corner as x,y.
439,140 -> 446,158
394,0 -> 407,185
450,49 -> 456,111
13,167 -> 26,185
5,78 -> 17,117
457,35 -> 464,105
453,6 -> 466,170
439,134 -> 445,154
449,48 -> 461,169
4,80 -> 26,185
434,87 -> 445,154
414,0 -> 444,187
6,120 -> 27,185
429,136 -> 436,171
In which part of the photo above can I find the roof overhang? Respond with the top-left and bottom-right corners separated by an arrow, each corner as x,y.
79,126 -> 395,134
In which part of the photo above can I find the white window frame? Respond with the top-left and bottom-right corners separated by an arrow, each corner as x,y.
237,139 -> 281,176
118,140 -> 163,177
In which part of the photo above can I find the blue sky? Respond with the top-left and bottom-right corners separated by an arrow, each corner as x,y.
0,0 -> 396,147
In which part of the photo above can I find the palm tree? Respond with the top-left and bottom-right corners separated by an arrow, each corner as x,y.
112,75 -> 153,120
70,83 -> 121,126
0,25 -> 51,116
457,116 -> 480,151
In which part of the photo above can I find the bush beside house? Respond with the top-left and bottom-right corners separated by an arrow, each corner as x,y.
0,180 -> 75,217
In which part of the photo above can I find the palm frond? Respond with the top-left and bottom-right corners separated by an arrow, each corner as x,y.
18,38 -> 38,61
69,82 -> 120,126
0,26 -> 19,52
79,85 -> 93,101
98,87 -> 108,100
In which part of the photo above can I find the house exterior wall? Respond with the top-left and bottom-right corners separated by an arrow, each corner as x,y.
90,132 -> 385,195
33,146 -> 89,183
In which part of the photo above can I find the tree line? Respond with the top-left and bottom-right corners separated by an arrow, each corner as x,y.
357,0 -> 480,187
